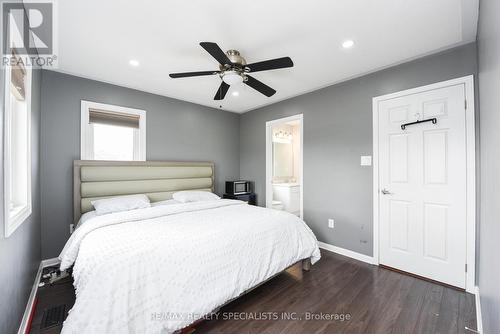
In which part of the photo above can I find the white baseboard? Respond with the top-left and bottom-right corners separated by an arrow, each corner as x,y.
318,241 -> 375,265
41,257 -> 61,268
17,262 -> 43,334
473,286 -> 483,333
17,258 -> 61,334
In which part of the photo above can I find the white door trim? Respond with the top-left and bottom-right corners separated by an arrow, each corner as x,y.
266,114 -> 304,219
372,75 -> 476,292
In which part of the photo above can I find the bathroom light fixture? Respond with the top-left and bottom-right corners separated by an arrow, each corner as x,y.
273,130 -> 293,142
129,59 -> 140,67
342,40 -> 355,49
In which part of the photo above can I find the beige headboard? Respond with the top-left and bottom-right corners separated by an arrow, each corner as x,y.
73,160 -> 215,223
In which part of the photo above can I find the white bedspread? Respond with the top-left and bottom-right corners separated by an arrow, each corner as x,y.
59,199 -> 320,334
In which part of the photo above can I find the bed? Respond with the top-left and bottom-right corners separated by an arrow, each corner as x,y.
59,160 -> 321,334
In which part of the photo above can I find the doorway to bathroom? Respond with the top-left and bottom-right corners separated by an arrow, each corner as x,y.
265,114 -> 303,219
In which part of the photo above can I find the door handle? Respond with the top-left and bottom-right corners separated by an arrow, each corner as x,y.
381,188 -> 393,195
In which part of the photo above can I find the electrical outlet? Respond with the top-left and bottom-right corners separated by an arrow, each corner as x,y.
328,219 -> 335,229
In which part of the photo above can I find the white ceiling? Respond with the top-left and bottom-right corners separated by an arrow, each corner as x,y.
54,0 -> 478,113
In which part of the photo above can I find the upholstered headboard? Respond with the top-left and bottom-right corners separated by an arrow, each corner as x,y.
73,160 -> 215,223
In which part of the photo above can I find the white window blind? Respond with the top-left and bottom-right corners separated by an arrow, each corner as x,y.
11,61 -> 26,100
88,109 -> 140,128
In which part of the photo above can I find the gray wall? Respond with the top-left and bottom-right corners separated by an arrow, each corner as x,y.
0,17 -> 42,334
40,70 -> 240,258
240,43 -> 478,256
477,0 -> 500,332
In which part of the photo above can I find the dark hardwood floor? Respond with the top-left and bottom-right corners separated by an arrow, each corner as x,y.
29,266 -> 75,334
29,251 -> 477,334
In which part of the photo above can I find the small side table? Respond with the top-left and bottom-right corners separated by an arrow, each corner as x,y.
222,193 -> 257,206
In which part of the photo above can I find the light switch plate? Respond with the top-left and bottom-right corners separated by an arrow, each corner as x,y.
361,156 -> 372,166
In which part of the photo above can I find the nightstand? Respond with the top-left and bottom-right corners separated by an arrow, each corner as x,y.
223,193 -> 257,205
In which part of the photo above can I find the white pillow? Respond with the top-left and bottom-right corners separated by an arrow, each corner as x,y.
91,194 -> 151,216
151,199 -> 181,207
172,191 -> 220,203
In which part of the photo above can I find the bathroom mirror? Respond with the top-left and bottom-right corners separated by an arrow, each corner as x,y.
273,142 -> 293,178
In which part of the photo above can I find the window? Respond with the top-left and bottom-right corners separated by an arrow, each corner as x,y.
3,55 -> 32,237
81,101 -> 146,161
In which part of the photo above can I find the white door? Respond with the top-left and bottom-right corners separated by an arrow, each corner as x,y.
378,84 -> 467,288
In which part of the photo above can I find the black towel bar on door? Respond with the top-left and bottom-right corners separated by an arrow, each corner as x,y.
401,118 -> 437,130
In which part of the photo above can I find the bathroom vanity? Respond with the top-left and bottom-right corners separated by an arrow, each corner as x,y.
272,183 -> 300,216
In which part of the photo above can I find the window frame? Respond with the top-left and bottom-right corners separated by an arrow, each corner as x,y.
80,101 -> 146,161
3,62 -> 32,237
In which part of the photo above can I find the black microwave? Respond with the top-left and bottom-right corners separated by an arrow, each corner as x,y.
225,181 -> 251,195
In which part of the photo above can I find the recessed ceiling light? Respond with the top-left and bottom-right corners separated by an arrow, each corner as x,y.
232,91 -> 239,97
129,59 -> 140,67
342,40 -> 355,49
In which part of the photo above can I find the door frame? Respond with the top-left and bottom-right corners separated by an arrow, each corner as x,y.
372,75 -> 476,292
265,114 -> 304,219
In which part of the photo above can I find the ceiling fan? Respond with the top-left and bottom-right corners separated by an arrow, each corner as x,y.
169,42 -> 294,100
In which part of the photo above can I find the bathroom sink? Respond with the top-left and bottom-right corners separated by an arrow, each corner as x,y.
272,182 -> 300,187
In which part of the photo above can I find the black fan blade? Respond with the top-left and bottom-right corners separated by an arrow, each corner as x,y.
214,81 -> 230,100
244,75 -> 276,97
244,57 -> 293,73
169,71 -> 218,78
200,42 -> 232,66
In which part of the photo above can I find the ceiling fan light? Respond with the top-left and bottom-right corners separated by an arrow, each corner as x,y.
222,71 -> 243,85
